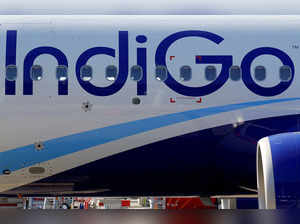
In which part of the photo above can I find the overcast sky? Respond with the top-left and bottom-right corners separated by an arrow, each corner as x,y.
0,0 -> 299,14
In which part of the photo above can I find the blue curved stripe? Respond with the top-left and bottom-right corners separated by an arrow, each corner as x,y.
1,97 -> 300,174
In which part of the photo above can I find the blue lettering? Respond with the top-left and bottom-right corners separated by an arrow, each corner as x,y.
23,47 -> 68,95
136,35 -> 147,95
75,31 -> 128,96
4,30 -> 295,98
155,30 -> 233,97
5,30 -> 17,95
241,47 -> 295,97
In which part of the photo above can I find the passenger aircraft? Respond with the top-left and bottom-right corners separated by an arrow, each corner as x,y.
0,15 -> 299,208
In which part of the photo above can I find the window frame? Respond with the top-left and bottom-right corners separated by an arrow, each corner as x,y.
279,65 -> 292,82
105,65 -> 118,82
180,65 -> 192,82
5,64 -> 18,81
30,65 -> 43,81
229,65 -> 242,81
56,65 -> 68,82
155,65 -> 168,82
130,65 -> 143,82
254,65 -> 266,82
80,65 -> 93,82
205,65 -> 217,81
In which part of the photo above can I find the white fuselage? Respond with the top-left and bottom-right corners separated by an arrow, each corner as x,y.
0,15 -> 299,194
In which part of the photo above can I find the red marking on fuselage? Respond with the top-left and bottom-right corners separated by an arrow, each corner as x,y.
196,55 -> 202,61
196,98 -> 202,103
170,56 -> 175,61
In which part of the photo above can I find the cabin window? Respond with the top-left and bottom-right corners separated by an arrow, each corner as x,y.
180,65 -> 192,81
56,65 -> 68,81
279,65 -> 292,82
30,65 -> 43,81
255,66 -> 266,81
155,66 -> 168,82
106,65 -> 118,81
130,65 -> 143,82
230,66 -> 241,81
6,65 -> 17,81
205,65 -> 217,81
80,65 -> 93,81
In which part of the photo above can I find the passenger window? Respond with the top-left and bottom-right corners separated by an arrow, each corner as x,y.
279,65 -> 292,82
229,66 -> 241,81
130,65 -> 143,82
6,65 -> 17,81
205,66 -> 217,81
106,65 -> 118,81
56,65 -> 68,81
80,65 -> 93,81
155,66 -> 168,82
180,65 -> 192,81
30,65 -> 43,81
255,66 -> 266,81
